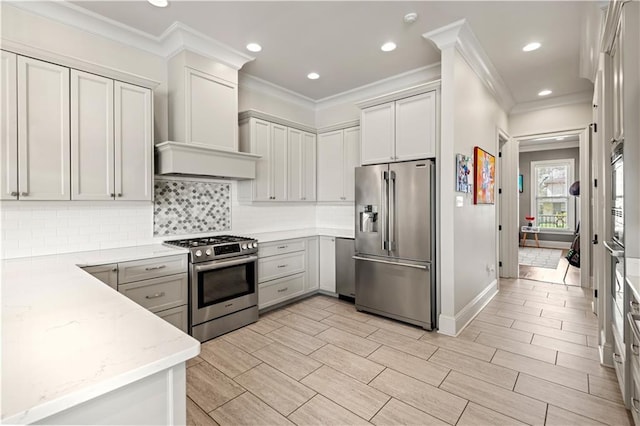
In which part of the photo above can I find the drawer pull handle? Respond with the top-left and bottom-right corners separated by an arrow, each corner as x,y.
633,398 -> 640,414
277,245 -> 288,249
277,264 -> 288,268
633,344 -> 639,356
277,287 -> 289,293
146,292 -> 165,299
613,353 -> 623,364
145,265 -> 166,271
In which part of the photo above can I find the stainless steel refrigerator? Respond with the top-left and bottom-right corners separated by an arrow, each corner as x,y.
354,159 -> 435,330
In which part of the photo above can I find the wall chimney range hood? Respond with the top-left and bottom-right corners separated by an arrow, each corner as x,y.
155,141 -> 260,180
155,49 -> 259,179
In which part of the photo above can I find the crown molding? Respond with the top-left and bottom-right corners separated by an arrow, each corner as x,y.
238,73 -> 316,111
509,91 -> 593,115
316,120 -> 360,134
315,63 -> 441,111
423,19 -> 515,112
159,22 -> 253,70
355,80 -> 441,109
5,1 -> 253,69
238,109 -> 317,134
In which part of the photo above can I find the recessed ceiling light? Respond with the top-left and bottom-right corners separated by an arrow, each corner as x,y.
538,89 -> 552,96
381,42 -> 397,52
403,12 -> 418,23
307,72 -> 320,80
148,0 -> 168,7
522,42 -> 541,52
246,43 -> 262,53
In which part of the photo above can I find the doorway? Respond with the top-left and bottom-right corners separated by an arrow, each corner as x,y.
515,129 -> 589,287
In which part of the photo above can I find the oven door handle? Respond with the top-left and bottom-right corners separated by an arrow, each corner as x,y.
194,255 -> 258,272
604,241 -> 625,258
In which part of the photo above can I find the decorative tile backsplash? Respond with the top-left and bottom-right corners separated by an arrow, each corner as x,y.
154,179 -> 231,236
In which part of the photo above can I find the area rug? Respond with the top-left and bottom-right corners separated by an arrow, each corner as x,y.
519,247 -> 563,269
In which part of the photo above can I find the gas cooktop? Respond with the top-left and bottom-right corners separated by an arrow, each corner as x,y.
164,235 -> 258,262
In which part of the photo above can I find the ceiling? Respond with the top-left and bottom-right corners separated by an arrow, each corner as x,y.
69,1 -> 595,105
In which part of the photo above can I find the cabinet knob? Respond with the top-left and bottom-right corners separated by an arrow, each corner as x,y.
10,191 -> 17,197
110,193 -> 115,197
20,192 -> 28,196
117,193 -> 123,197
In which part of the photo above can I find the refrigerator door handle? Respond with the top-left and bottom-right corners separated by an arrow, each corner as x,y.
389,170 -> 396,251
381,170 -> 389,251
353,255 -> 429,270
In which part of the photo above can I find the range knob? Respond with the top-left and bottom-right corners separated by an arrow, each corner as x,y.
241,243 -> 248,250
195,250 -> 202,257
205,249 -> 212,256
252,242 -> 258,248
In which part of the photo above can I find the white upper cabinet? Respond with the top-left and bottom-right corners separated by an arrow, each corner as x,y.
71,70 -> 114,200
288,128 -> 316,202
1,51 -> 17,200
71,73 -> 152,201
115,81 -> 153,201
394,91 -> 436,161
185,67 -> 237,151
317,126 -> 360,202
239,112 -> 316,203
360,103 -> 394,164
360,90 -> 437,165
17,56 -> 70,200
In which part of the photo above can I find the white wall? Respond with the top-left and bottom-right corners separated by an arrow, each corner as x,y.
238,74 -> 316,127
1,3 -> 169,143
509,103 -> 592,137
0,202 -> 153,258
451,52 -> 508,313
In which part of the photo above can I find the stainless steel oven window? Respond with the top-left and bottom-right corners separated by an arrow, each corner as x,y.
197,261 -> 256,308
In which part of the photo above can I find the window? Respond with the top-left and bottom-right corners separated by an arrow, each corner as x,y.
530,159 -> 575,231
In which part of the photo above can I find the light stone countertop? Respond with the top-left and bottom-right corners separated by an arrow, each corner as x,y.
247,227 -> 354,243
1,244 -> 199,425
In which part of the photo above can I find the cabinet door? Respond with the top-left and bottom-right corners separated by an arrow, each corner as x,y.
1,51 -> 17,200
305,237 -> 319,291
395,92 -> 436,161
185,67 -> 237,151
317,130 -> 344,202
271,123 -> 288,201
252,118 -> 272,201
157,305 -> 188,333
611,28 -> 624,142
343,127 -> 360,202
287,127 -> 303,201
17,56 -> 70,200
319,236 -> 336,293
71,70 -> 114,200
302,131 -> 317,201
114,81 -> 152,201
83,264 -> 118,290
360,102 -> 394,165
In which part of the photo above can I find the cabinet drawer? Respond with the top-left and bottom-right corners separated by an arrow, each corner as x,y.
157,305 -> 188,333
259,251 -> 306,283
118,254 -> 187,284
259,273 -> 305,309
259,239 -> 305,257
119,274 -> 187,313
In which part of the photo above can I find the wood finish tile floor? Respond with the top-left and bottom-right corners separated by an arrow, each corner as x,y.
186,279 -> 632,426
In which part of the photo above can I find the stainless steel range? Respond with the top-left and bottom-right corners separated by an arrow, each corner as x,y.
164,235 -> 258,342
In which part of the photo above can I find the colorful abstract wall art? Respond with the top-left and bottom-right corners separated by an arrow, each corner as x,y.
473,146 -> 495,204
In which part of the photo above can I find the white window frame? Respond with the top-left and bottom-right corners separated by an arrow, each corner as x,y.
530,158 -> 575,233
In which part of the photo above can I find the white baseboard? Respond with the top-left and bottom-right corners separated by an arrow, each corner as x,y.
599,330 -> 614,367
438,279 -> 498,336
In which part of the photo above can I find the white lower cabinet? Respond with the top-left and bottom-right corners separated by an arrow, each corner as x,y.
259,274 -> 306,309
84,255 -> 189,333
319,236 -> 336,293
258,237 -> 320,309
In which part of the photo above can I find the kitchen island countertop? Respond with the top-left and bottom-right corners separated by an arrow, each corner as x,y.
1,244 -> 199,425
